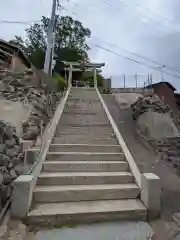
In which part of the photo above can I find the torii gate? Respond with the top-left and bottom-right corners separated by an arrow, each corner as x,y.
62,61 -> 105,88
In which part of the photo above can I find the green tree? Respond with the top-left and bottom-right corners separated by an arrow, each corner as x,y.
9,36 -> 26,52
53,72 -> 67,90
9,16 -> 91,70
83,71 -> 104,87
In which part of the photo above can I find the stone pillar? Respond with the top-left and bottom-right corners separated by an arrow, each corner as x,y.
68,65 -> 72,87
141,173 -> 161,219
11,175 -> 34,219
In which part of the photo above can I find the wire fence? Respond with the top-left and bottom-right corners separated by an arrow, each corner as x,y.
111,74 -> 153,89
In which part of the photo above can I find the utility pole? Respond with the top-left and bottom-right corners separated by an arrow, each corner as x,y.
160,67 -> 163,82
43,0 -> 57,74
50,32 -> 56,76
159,65 -> 165,82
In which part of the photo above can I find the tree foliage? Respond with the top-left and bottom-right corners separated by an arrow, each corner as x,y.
83,71 -> 104,87
53,72 -> 67,90
9,16 -> 91,71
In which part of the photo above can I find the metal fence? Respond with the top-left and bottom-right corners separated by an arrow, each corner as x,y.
111,74 -> 153,89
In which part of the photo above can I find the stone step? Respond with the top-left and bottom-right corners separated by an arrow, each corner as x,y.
37,172 -> 133,186
69,93 -> 97,97
43,161 -> 128,172
70,90 -> 97,95
57,126 -> 113,133
60,113 -> 107,120
69,92 -> 98,96
56,129 -> 114,135
34,183 -> 140,203
55,131 -> 116,137
49,144 -> 121,153
52,137 -> 118,145
60,121 -> 110,126
64,107 -> 103,112
26,199 -> 146,226
46,152 -> 125,161
65,101 -> 102,106
62,110 -> 106,115
59,121 -> 109,126
63,110 -> 105,115
67,97 -> 100,102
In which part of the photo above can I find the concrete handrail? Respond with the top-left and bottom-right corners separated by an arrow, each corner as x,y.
12,87 -> 71,218
96,87 -> 142,188
29,87 -> 71,177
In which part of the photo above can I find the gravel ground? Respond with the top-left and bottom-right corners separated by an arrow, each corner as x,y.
103,94 -> 180,240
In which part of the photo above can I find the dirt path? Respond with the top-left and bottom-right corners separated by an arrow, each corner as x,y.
103,94 -> 180,239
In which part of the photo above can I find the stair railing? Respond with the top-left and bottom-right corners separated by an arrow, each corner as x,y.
95,86 -> 142,188
11,87 -> 71,219
28,87 -> 71,177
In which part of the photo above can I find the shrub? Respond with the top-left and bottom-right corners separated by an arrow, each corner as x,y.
53,73 -> 67,91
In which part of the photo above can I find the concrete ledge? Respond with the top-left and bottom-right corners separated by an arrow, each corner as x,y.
11,175 -> 34,219
141,173 -> 161,220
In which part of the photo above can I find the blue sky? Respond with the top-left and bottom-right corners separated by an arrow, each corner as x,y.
1,0 -> 180,89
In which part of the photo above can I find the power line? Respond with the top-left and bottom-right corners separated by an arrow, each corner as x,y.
104,0 -> 170,34
90,36 -> 180,75
65,0 -> 80,8
0,20 -> 40,25
54,5 -> 180,76
92,43 -> 180,79
55,0 -> 173,36
63,1 -> 180,75
115,0 -> 180,32
127,0 -> 180,30
2,4 -> 180,78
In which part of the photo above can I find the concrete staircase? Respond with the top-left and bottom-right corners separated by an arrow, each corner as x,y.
26,88 -> 146,225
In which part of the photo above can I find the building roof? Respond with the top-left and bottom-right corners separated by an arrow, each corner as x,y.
0,39 -> 31,68
146,81 -> 176,91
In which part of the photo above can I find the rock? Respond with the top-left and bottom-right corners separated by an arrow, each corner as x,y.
9,79 -> 24,87
7,162 -> 14,170
0,166 -> 8,173
0,144 -> 5,153
131,94 -> 170,120
0,70 -> 61,208
11,157 -> 19,166
14,165 -> 23,175
13,134 -> 20,144
0,172 -> 3,185
22,126 -> 39,140
5,139 -> 16,148
0,185 -> 11,204
2,173 -> 11,185
6,148 -> 19,158
28,115 -> 41,125
0,154 -> 10,167
9,169 -> 17,179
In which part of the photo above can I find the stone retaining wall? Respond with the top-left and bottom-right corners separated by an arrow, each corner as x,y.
0,69 -> 62,213
0,121 -> 23,211
0,70 -> 62,140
